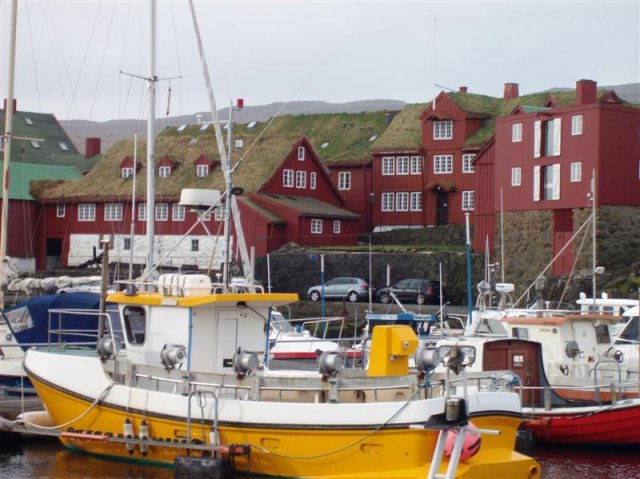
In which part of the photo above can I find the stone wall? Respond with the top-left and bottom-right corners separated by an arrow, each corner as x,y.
367,224 -> 468,246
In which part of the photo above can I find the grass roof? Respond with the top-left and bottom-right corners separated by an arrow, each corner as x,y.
371,104 -> 426,151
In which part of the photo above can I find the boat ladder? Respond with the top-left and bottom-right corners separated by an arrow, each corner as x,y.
426,425 -> 468,479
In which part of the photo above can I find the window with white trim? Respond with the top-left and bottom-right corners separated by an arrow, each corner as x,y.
571,115 -> 583,136
511,167 -> 522,186
56,204 -> 65,218
311,219 -> 322,234
310,172 -> 317,189
196,164 -> 209,177
198,211 -> 211,221
338,171 -> 351,190
298,146 -> 305,161
121,167 -> 133,178
396,192 -> 409,211
283,169 -> 294,187
381,193 -> 394,212
214,208 -> 224,221
462,154 -> 476,173
333,220 -> 341,234
570,162 -> 582,182
461,191 -> 475,211
138,203 -> 146,221
433,155 -> 453,174
542,164 -> 561,200
535,119 -> 561,158
159,166 -> 171,178
512,123 -> 523,142
104,203 -> 123,221
172,203 -> 185,221
382,156 -> 394,175
296,170 -> 307,189
78,204 -> 95,221
155,202 -> 169,221
410,192 -> 422,211
433,120 -> 452,140
396,156 -> 409,175
410,156 -> 422,174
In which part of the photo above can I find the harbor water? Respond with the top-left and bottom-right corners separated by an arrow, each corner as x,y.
1,437 -> 639,479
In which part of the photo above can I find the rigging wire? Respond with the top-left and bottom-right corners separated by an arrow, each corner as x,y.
117,0 -> 134,119
89,1 -> 117,120
42,2 -> 71,117
24,3 -> 42,112
169,0 -> 183,116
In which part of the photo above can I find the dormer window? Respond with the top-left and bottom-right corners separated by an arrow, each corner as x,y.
24,117 -> 33,126
433,120 -> 452,140
196,164 -> 209,177
159,166 -> 171,178
122,167 -> 133,178
298,146 -> 305,161
59,142 -> 69,151
30,140 -> 41,149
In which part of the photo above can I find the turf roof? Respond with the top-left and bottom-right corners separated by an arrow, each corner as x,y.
371,104 -> 426,151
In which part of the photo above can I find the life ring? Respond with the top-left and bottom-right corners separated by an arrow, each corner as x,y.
559,364 -> 569,376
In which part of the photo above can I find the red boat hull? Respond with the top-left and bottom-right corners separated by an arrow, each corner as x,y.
522,403 -> 640,445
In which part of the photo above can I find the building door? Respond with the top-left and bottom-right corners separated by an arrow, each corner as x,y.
435,189 -> 448,225
45,238 -> 62,271
552,231 -> 575,276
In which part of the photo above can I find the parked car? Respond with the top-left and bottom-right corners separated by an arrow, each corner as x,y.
307,277 -> 375,303
376,279 -> 446,305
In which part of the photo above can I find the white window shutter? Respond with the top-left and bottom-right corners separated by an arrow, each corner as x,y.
552,118 -> 562,156
534,121 -> 541,158
552,163 -> 561,200
533,165 -> 541,201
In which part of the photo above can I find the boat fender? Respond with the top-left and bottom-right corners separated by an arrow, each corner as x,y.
559,364 -> 569,376
139,419 -> 149,457
123,418 -> 135,455
444,422 -> 481,462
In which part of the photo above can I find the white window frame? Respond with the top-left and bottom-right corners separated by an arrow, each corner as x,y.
433,120 -> 452,140
310,172 -> 317,190
338,171 -> 351,190
382,156 -> 395,175
138,203 -> 146,221
298,146 -> 305,161
512,123 -> 523,142
462,153 -> 476,173
461,191 -> 475,211
296,170 -> 307,189
396,156 -> 409,175
159,166 -> 171,178
570,162 -> 582,182
381,193 -> 394,212
433,155 -> 453,174
56,204 -> 65,218
214,208 -> 224,221
78,204 -> 96,222
410,192 -> 422,211
172,203 -> 185,221
121,167 -> 133,178
196,164 -> 209,177
155,202 -> 169,221
395,192 -> 409,211
542,164 -> 561,200
333,220 -> 341,234
571,115 -> 583,136
410,156 -> 422,174
511,167 -> 522,187
311,219 -> 322,234
283,169 -> 294,188
104,203 -> 123,221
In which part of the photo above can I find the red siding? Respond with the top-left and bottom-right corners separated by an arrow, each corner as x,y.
1,200 -> 39,258
473,141 -> 496,252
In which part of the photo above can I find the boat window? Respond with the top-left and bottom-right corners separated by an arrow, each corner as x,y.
123,306 -> 146,345
594,324 -> 611,344
3,307 -> 34,333
617,317 -> 638,344
512,327 -> 529,339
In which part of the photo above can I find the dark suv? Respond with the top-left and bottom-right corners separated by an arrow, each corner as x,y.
377,279 -> 446,305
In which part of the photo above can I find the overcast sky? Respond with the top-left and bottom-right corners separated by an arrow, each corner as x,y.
1,0 -> 638,122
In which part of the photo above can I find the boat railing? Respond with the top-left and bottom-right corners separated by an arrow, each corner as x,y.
591,359 -> 624,399
46,308 -> 117,349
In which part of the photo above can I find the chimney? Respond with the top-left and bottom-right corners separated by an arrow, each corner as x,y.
3,99 -> 17,113
576,79 -> 597,105
503,83 -> 519,101
85,137 -> 101,159
459,86 -> 468,94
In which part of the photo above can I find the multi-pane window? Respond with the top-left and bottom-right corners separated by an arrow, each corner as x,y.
571,115 -> 583,136
333,220 -> 341,234
214,208 -> 224,221
105,203 -> 123,221
123,237 -> 131,250
462,154 -> 476,173
396,156 -> 409,175
159,166 -> 171,178
382,157 -> 394,175
433,120 -> 452,140
138,203 -> 146,221
296,170 -> 307,189
512,123 -> 523,142
381,193 -> 394,212
395,192 -> 409,211
196,164 -> 209,177
155,202 -> 169,221
298,146 -> 305,161
338,172 -> 351,190
172,203 -> 185,221
283,169 -> 294,187
511,167 -> 522,186
433,155 -> 453,174
462,191 -> 475,211
78,204 -> 96,221
56,204 -> 65,218
570,162 -> 582,182
122,167 -> 133,178
310,172 -> 317,189
410,156 -> 422,174
410,192 -> 422,211
191,239 -> 199,252
311,219 -> 322,234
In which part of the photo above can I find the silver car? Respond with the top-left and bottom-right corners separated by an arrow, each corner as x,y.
307,277 -> 374,303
